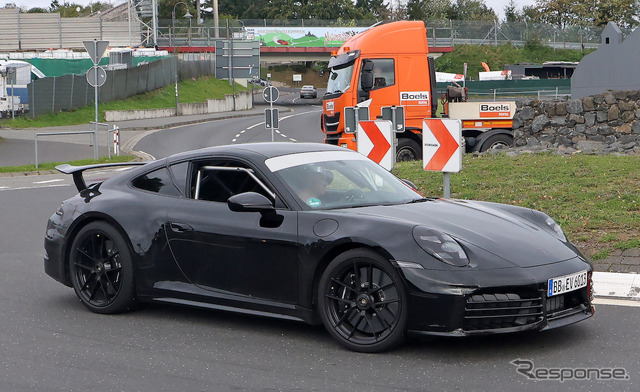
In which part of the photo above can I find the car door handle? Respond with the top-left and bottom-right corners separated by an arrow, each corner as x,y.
169,222 -> 194,232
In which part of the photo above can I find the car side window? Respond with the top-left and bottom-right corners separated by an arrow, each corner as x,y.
132,167 -> 181,197
169,161 -> 189,196
370,59 -> 395,90
191,160 -> 273,203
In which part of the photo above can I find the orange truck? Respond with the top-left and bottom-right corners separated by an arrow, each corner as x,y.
321,21 -> 516,161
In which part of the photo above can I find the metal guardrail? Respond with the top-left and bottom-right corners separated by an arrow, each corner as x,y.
469,88 -> 572,101
35,131 -> 98,169
34,123 -> 121,168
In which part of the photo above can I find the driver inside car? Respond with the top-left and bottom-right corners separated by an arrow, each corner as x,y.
296,165 -> 333,208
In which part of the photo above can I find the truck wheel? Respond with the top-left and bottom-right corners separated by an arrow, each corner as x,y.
479,134 -> 513,152
396,139 -> 421,162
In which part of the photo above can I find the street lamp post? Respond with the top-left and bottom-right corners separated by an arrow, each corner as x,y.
172,2 -> 192,116
172,2 -> 192,48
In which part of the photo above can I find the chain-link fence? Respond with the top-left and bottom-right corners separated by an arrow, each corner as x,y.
27,55 -> 217,118
28,57 -> 177,118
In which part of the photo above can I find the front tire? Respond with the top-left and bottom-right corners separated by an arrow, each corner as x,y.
69,222 -> 135,314
318,249 -> 408,352
396,138 -> 421,162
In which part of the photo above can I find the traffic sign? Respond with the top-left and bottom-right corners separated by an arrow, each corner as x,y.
83,40 -> 109,66
422,119 -> 462,173
344,106 -> 370,133
86,65 -> 107,87
357,120 -> 394,171
381,106 -> 405,133
263,86 -> 279,103
265,108 -> 279,129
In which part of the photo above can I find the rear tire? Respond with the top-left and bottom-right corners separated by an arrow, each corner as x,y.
478,134 -> 513,152
396,138 -> 421,162
318,249 -> 408,352
69,222 -> 136,314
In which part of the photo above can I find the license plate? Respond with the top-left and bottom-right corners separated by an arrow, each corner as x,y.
547,270 -> 588,297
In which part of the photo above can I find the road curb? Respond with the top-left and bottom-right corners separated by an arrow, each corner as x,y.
593,271 -> 640,300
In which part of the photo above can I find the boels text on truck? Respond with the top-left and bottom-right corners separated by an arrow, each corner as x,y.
321,21 -> 516,161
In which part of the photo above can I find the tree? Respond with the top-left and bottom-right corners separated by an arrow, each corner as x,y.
355,0 -> 390,19
593,0 -> 639,29
26,7 -> 49,13
447,0 -> 496,21
530,0 -> 639,29
503,0 -> 524,22
406,0 -> 451,21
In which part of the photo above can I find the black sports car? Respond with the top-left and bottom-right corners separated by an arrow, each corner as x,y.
44,142 -> 594,352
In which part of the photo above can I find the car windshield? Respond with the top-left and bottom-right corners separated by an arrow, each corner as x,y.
265,151 -> 422,210
326,64 -> 354,95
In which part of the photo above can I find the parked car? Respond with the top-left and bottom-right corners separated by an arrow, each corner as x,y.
44,143 -> 594,353
299,85 -> 317,99
249,78 -> 270,87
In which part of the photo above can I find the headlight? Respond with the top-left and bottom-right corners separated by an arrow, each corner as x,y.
545,216 -> 566,241
531,210 -> 567,242
412,226 -> 469,267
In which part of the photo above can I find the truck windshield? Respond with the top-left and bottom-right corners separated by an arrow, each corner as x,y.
326,64 -> 354,95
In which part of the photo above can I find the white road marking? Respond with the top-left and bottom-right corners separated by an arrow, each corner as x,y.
33,179 -> 64,184
0,184 -> 71,191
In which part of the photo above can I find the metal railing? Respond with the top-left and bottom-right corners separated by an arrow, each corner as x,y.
34,124 -> 121,168
35,131 -> 98,168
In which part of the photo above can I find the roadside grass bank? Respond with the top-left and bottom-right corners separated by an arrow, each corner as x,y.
393,153 -> 640,260
0,76 -> 247,129
0,156 -> 135,174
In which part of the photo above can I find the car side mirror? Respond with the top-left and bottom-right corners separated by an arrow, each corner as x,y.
360,60 -> 374,92
401,179 -> 418,191
228,192 -> 275,213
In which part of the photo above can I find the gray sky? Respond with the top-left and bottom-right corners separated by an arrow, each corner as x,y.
2,0 -> 536,20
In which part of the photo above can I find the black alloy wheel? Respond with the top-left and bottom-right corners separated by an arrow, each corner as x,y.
318,249 -> 408,352
69,222 -> 135,314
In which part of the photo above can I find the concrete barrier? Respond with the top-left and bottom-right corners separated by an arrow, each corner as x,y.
104,91 -> 253,122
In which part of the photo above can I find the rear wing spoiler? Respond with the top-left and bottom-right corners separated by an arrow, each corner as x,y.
56,162 -> 148,192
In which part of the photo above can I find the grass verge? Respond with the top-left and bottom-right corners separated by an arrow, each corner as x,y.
0,155 -> 135,173
0,76 -> 248,129
393,153 -> 640,259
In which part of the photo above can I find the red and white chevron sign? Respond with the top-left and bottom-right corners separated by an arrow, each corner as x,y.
357,120 -> 394,170
422,119 -> 462,173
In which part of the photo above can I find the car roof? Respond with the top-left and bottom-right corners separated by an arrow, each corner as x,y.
166,142 -> 348,163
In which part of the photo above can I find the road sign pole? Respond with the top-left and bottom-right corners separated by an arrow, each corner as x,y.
94,66 -> 99,160
270,100 -> 274,142
443,172 -> 451,198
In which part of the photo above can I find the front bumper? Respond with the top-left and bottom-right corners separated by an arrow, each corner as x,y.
402,258 -> 594,336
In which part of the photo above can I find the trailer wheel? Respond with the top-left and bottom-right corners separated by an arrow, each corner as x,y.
396,139 -> 421,162
479,134 -> 513,152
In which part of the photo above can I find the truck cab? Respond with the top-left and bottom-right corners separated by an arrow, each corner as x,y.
321,21 -> 515,160
321,21 -> 438,161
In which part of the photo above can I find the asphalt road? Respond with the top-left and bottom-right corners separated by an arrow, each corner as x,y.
1,99 -> 639,391
134,104 -> 324,160
0,166 -> 639,392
